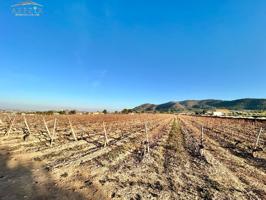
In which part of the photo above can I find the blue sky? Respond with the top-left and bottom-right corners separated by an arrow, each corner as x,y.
0,0 -> 266,111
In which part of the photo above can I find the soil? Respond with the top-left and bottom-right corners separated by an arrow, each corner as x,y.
0,114 -> 265,200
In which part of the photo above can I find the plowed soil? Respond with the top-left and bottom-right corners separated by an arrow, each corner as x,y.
0,114 -> 265,200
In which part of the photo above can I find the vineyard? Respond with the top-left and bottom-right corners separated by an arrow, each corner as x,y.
0,114 -> 265,200
178,115 -> 266,200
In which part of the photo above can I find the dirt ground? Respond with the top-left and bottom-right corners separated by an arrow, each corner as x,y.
0,114 -> 265,200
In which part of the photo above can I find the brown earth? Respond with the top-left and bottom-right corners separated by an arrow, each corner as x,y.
0,114 -> 265,200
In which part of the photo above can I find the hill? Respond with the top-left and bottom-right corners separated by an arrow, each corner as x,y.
133,98 -> 266,112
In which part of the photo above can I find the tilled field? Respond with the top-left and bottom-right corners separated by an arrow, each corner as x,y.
178,115 -> 266,200
0,114 -> 265,200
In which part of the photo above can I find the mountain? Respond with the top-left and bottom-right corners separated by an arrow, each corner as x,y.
133,103 -> 157,112
156,101 -> 185,111
133,98 -> 266,112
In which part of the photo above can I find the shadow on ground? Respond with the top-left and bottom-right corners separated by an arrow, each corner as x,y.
0,147 -> 107,200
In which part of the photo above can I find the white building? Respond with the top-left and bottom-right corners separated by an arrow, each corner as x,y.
213,111 -> 224,116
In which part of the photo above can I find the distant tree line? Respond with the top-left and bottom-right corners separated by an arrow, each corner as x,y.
12,108 -> 186,115
32,110 -> 77,115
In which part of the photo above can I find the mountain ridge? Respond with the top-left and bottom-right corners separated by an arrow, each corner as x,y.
133,98 -> 266,112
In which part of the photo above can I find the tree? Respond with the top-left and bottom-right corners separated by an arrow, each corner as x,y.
103,109 -> 107,114
121,109 -> 134,114
121,109 -> 129,114
59,110 -> 66,115
127,109 -> 133,113
69,110 -> 76,115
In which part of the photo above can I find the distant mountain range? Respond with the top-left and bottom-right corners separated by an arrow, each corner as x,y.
133,98 -> 266,112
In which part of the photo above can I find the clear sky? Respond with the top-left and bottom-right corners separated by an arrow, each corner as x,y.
1,0 -> 266,111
